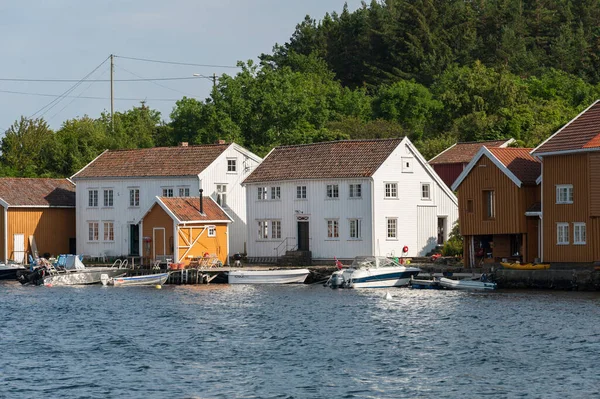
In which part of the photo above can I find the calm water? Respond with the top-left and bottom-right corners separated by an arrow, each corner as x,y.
1,281 -> 599,399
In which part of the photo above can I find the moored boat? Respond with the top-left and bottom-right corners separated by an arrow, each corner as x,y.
228,268 -> 310,284
0,262 -> 26,280
101,272 -> 169,287
409,276 -> 442,289
500,262 -> 550,270
438,277 -> 497,291
325,256 -> 420,289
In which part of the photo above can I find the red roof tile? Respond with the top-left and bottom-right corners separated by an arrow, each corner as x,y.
73,144 -> 229,178
243,139 -> 403,184
488,148 -> 541,185
533,101 -> 600,154
159,197 -> 231,222
0,178 -> 75,207
429,140 -> 512,164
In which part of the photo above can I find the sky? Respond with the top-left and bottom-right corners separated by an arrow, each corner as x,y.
0,0 -> 363,132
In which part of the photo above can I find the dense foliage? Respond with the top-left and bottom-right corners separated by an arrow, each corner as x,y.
3,0 -> 600,177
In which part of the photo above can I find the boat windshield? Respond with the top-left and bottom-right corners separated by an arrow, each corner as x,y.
350,256 -> 401,269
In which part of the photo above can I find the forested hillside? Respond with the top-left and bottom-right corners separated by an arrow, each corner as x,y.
3,0 -> 600,177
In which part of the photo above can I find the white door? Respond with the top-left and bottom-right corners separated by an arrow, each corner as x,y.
13,234 -> 25,263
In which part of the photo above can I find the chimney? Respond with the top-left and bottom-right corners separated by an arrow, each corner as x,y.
216,139 -> 226,145
178,142 -> 188,147
199,188 -> 204,215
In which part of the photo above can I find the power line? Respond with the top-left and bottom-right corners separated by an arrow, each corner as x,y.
114,55 -> 239,69
115,64 -> 197,98
0,88 -> 190,102
0,76 -> 201,82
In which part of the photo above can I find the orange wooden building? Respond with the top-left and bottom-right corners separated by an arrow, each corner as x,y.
0,178 -> 76,263
532,100 -> 600,263
452,147 -> 541,267
141,196 -> 232,266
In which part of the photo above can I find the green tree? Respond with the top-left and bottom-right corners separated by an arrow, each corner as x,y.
0,117 -> 55,176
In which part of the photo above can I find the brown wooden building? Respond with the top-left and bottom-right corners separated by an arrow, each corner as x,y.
532,100 -> 600,263
452,147 -> 541,267
0,178 -> 76,263
429,139 -> 514,188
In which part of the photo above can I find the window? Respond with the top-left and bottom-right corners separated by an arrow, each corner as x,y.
326,184 -> 339,199
88,222 -> 99,241
402,157 -> 413,173
129,188 -> 140,207
103,221 -> 114,241
88,190 -> 98,207
557,223 -> 569,245
297,186 -> 307,199
556,185 -> 573,204
574,223 -> 586,245
178,187 -> 190,197
327,219 -> 339,238
271,221 -> 281,239
349,219 -> 362,239
227,158 -> 237,173
466,199 -> 474,213
421,183 -> 431,200
385,183 -> 398,198
349,184 -> 362,198
258,187 -> 268,200
483,190 -> 495,219
208,226 -> 216,237
103,189 -> 113,207
216,184 -> 227,207
387,218 -> 398,239
258,221 -> 269,239
271,186 -> 281,200
162,188 -> 174,197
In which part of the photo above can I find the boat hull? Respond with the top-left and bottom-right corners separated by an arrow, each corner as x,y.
0,265 -> 25,280
329,267 -> 420,288
438,277 -> 497,291
44,268 -> 127,286
409,278 -> 442,289
228,269 -> 310,284
500,262 -> 550,270
111,273 -> 169,286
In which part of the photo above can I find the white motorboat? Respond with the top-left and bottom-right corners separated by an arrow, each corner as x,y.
0,262 -> 26,280
325,256 -> 420,288
438,277 -> 497,291
101,272 -> 169,287
228,268 -> 310,284
37,256 -> 128,286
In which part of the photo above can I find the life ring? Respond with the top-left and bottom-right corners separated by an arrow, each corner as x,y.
402,246 -> 409,253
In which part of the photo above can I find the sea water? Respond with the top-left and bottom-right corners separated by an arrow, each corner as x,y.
1,281 -> 599,398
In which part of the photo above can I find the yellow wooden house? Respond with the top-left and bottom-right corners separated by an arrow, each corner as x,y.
141,196 -> 232,266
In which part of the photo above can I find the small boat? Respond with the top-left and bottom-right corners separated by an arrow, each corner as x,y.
325,256 -> 420,289
228,268 -> 310,284
101,272 -> 169,286
500,262 -> 550,270
0,262 -> 26,280
438,277 -> 497,291
409,276 -> 442,289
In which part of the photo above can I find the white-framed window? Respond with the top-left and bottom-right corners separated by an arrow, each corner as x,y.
573,223 -> 586,245
271,220 -> 281,239
326,184 -> 339,199
258,187 -> 268,200
103,189 -> 114,207
385,182 -> 398,198
178,187 -> 190,197
258,220 -> 269,239
162,187 -> 174,197
349,219 -> 362,239
421,183 -> 431,200
297,186 -> 307,199
484,190 -> 496,219
387,218 -> 398,239
227,158 -> 237,173
557,223 -> 569,245
349,184 -> 362,198
208,226 -> 216,237
103,221 -> 114,242
88,189 -> 98,207
129,188 -> 140,207
216,184 -> 227,207
327,219 -> 339,239
88,221 -> 99,241
556,184 -> 573,204
402,157 -> 413,173
271,186 -> 281,200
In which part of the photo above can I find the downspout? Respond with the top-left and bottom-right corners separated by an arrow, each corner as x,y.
226,223 -> 230,266
3,206 -> 7,263
139,220 -> 143,259
540,160 -> 544,263
370,177 -> 376,256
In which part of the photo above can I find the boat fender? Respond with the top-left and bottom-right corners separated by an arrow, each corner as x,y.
403,246 -> 409,253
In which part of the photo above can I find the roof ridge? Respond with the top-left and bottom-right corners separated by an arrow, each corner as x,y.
105,143 -> 230,153
456,139 -> 511,144
273,138 -> 404,150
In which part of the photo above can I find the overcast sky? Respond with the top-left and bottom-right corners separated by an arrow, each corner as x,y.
0,0 -> 363,132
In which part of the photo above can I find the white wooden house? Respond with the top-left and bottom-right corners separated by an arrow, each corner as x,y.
71,142 -> 261,260
243,138 -> 458,262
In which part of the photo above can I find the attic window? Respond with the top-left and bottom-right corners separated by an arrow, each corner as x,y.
402,157 -> 413,173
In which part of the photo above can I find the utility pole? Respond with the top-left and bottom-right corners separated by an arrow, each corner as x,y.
110,54 -> 114,132
212,73 -> 217,88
